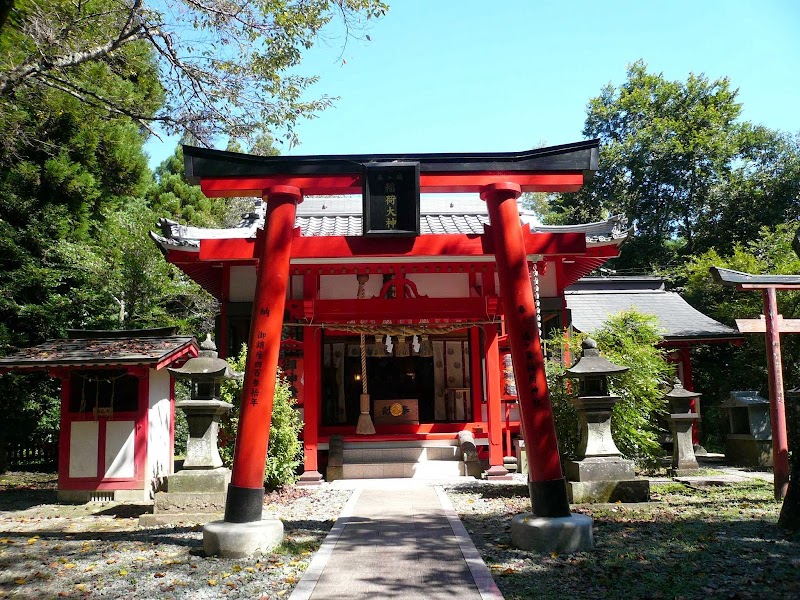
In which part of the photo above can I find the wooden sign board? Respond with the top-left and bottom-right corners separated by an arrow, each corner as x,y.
373,399 -> 419,424
362,162 -> 420,236
736,315 -> 800,334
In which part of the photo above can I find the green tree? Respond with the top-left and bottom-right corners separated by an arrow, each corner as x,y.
148,146 -> 229,227
147,132 -> 282,228
0,0 -> 388,145
546,61 -> 800,273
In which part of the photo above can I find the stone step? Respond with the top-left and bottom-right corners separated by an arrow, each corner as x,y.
341,460 -> 467,479
343,446 -> 461,463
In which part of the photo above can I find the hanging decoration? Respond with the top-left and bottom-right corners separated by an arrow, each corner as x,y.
326,322 -> 471,337
76,370 -> 129,419
372,334 -> 386,357
533,262 -> 543,340
418,334 -> 433,358
394,334 -> 410,357
355,274 -> 376,435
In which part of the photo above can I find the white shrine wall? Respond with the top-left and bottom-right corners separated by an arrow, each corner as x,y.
147,368 -> 172,498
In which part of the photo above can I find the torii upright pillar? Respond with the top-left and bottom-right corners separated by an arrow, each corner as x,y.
710,266 -> 794,501
482,183 -> 592,552
204,185 -> 302,557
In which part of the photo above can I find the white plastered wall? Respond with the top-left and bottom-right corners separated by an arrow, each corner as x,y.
69,421 -> 99,478
105,421 -> 135,479
319,272 -> 470,300
147,368 -> 172,499
535,260 -> 558,298
229,266 -> 303,301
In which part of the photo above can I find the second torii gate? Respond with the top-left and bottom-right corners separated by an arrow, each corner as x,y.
709,266 -> 800,500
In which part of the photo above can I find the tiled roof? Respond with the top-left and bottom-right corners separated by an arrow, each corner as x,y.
151,212 -> 631,248
0,329 -> 197,370
565,278 -> 739,341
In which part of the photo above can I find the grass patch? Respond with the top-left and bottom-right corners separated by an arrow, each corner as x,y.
447,478 -> 799,600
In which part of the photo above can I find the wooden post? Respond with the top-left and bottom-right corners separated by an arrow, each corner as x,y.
469,327 -> 483,424
763,288 -> 790,500
484,324 -> 507,477
679,346 -> 700,446
298,325 -> 323,484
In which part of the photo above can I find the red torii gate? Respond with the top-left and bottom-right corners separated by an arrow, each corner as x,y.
184,141 -> 600,527
710,266 -> 800,500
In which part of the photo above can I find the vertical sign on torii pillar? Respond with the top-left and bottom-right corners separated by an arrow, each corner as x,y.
710,266 -> 800,501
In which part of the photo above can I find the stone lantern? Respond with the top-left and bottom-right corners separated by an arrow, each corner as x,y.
665,378 -> 701,474
142,334 -> 242,526
168,334 -> 241,470
563,339 -> 650,503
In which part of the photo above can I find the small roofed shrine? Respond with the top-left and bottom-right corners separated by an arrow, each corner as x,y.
151,140 -> 626,553
0,328 -> 197,502
566,276 -> 741,387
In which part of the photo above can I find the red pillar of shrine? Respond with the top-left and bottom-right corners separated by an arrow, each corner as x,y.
678,346 -> 700,446
482,182 -> 570,517
225,185 -> 302,523
298,325 -> 322,485
483,324 -> 507,476
764,287 -> 790,500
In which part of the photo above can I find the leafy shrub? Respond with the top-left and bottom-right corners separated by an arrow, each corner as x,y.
547,309 -> 672,468
219,344 -> 303,488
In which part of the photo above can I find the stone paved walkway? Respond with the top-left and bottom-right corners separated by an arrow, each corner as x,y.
290,480 -> 502,600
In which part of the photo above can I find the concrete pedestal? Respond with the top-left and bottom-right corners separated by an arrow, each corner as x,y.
511,512 -> 593,553
296,470 -> 324,486
565,457 -> 649,503
486,464 -> 512,480
567,479 -> 651,503
203,519 -> 284,558
139,467 -> 231,527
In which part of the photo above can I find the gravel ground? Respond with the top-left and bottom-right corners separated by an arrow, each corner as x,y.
0,473 -> 351,599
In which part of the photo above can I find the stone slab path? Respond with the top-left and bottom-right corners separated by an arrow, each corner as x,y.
290,480 -> 503,600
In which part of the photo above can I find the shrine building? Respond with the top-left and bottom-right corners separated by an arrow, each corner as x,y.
150,141 -> 629,483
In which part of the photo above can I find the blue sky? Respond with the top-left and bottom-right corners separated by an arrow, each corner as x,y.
145,0 -> 800,165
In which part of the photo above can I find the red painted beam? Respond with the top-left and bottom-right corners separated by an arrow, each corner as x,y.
305,297 -> 496,323
199,231 -> 587,262
199,172 -> 585,197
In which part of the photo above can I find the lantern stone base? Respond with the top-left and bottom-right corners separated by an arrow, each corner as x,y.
165,467 -> 231,493
511,512 -> 593,553
203,519 -> 284,558
138,467 -> 232,527
567,479 -> 650,503
565,457 -> 649,503
565,457 -> 635,481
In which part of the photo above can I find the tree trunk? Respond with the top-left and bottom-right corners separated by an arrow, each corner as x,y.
0,426 -> 7,474
0,1 -> 14,36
